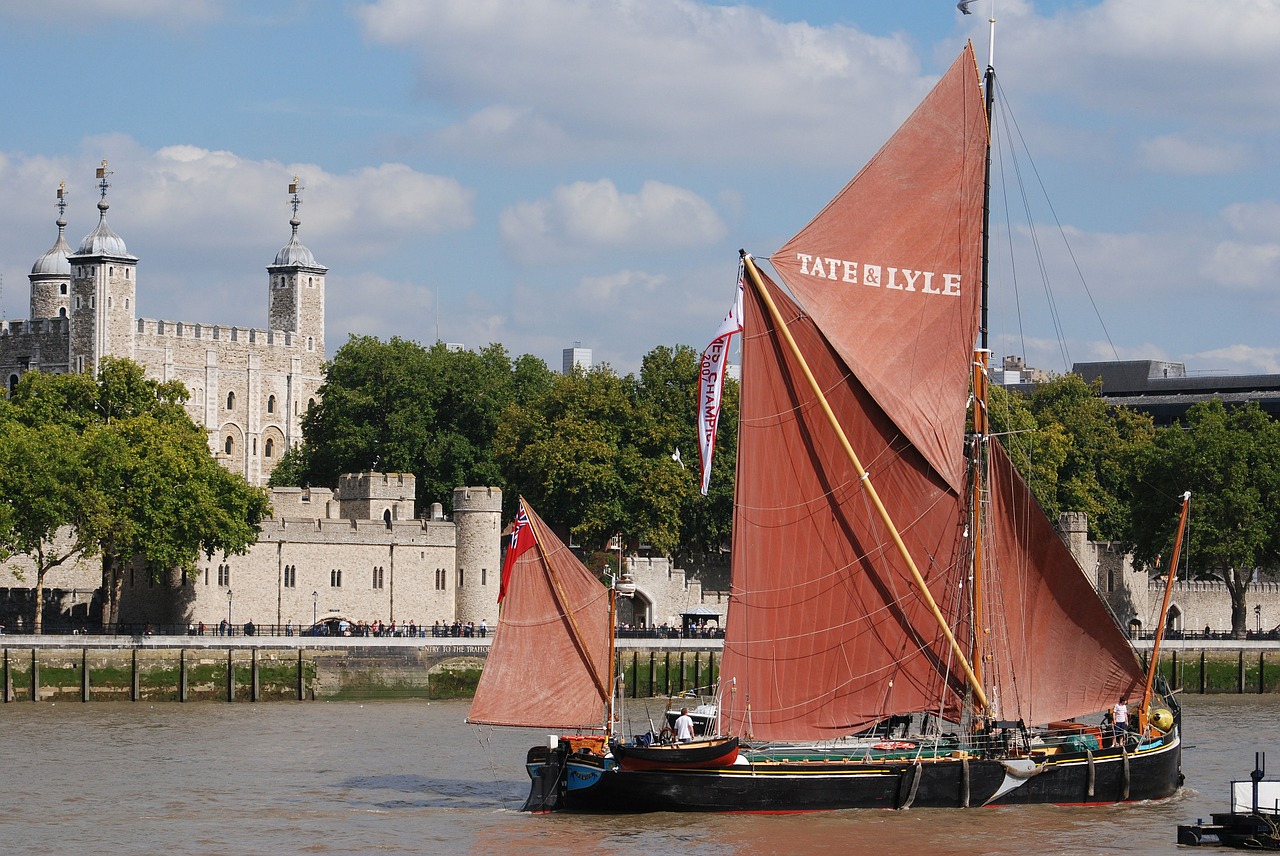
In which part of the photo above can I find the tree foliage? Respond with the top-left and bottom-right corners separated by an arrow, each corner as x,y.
989,375 -> 1154,540
1128,400 -> 1280,636
272,336 -> 555,511
0,358 -> 270,630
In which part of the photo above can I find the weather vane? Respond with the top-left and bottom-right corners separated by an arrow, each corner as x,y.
288,175 -> 305,219
56,181 -> 68,219
95,160 -> 113,200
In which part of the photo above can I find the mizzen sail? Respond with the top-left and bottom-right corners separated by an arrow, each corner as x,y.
467,500 -> 611,730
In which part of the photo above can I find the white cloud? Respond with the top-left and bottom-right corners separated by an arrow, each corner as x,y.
999,0 -> 1280,130
1139,134 -> 1254,176
1190,344 -> 1280,375
1202,241 -> 1280,289
499,179 -> 725,264
576,269 -> 668,303
355,0 -> 927,165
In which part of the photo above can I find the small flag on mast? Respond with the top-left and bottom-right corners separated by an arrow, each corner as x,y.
696,261 -> 745,495
498,500 -> 536,604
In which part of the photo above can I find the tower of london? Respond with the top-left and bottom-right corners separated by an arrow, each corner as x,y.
0,165 -> 325,486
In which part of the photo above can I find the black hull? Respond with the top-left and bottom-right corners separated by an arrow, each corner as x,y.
549,730 -> 1181,813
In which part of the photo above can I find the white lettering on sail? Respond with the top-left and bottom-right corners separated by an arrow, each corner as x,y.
793,252 -> 959,296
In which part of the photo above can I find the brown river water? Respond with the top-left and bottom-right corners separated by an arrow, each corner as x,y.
0,693 -> 1274,855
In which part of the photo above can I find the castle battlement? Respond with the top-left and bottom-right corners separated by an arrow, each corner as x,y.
134,317 -> 297,348
1,318 -> 68,336
1149,579 -> 1280,594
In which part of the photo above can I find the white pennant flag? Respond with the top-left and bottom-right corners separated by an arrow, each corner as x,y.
696,261 -> 744,495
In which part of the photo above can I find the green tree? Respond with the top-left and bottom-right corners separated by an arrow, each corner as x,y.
274,336 -> 554,511
0,358 -> 271,630
1129,400 -> 1280,637
0,419 -> 95,633
1025,374 -> 1154,540
496,365 -> 636,547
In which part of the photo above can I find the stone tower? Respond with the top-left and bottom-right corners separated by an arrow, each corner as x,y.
68,161 -> 136,375
452,486 -> 502,628
29,183 -> 73,321
337,472 -> 417,523
267,177 -> 326,360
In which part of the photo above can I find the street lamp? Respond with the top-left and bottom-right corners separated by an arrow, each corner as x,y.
312,591 -> 319,627
227,589 -> 233,635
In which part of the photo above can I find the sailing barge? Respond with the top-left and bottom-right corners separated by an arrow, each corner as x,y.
470,42 -> 1185,813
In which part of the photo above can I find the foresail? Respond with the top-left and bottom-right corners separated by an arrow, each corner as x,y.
770,45 -> 986,494
982,440 -> 1145,724
720,266 -> 972,742
467,501 -> 611,730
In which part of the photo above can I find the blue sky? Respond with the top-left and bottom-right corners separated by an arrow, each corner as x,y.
2,0 -> 1278,377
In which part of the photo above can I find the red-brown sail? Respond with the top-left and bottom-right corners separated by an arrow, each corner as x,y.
770,44 -> 986,494
467,500 -> 611,730
981,440 -> 1145,723
720,265 -> 972,741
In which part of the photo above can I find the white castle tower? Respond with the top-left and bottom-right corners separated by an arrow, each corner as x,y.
29,183 -> 73,322
451,486 -> 502,628
267,177 -> 326,362
68,161 -> 137,375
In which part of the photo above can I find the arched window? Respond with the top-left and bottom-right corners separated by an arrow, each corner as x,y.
59,307 -> 67,317
265,438 -> 274,458
226,391 -> 236,410
307,398 -> 316,412
267,395 -> 276,414
307,336 -> 315,352
8,375 -> 18,395
224,436 -> 234,455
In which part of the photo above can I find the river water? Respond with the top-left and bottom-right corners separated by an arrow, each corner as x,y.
0,694 -> 1271,855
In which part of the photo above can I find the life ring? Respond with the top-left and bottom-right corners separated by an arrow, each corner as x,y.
872,741 -> 917,751
658,726 -> 675,744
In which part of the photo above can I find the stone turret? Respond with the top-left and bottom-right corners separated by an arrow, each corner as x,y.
68,161 -> 137,374
30,183 -> 73,321
337,472 -> 416,523
267,177 -> 326,363
452,486 -> 502,628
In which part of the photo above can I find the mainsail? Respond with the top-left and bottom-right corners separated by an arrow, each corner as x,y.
722,265 -> 970,740
720,43 -> 1145,743
467,500 -> 611,730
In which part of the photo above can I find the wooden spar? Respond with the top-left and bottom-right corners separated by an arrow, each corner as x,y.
970,349 -> 989,703
522,497 -> 613,725
606,578 -> 619,736
1140,491 -> 1191,732
741,255 -> 989,711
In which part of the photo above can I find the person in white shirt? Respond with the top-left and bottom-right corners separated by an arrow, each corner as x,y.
1111,698 -> 1129,744
674,708 -> 695,743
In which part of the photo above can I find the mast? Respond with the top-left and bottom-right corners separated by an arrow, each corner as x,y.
970,0 -> 997,713
1140,491 -> 1191,732
606,554 -> 636,736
